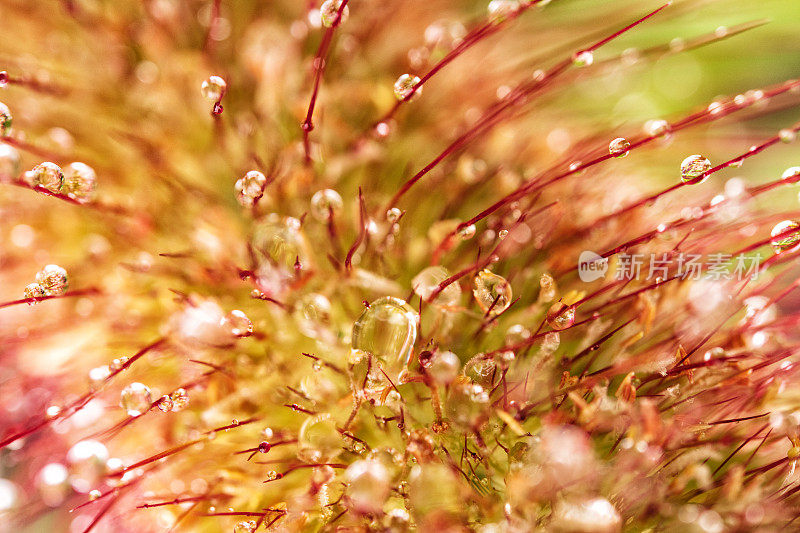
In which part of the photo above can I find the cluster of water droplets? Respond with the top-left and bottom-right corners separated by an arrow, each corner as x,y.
234,170 -> 267,207
23,264 -> 68,303
156,388 -> 190,413
23,161 -> 96,202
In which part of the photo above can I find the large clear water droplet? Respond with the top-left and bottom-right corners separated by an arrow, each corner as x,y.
351,297 -> 419,377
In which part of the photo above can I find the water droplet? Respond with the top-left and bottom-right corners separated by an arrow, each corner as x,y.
35,264 -> 69,296
234,170 -> 266,207
669,37 -> 685,52
464,354 -> 496,385
234,520 -> 257,533
546,302 -> 575,330
36,463 -> 69,507
386,207 -> 402,223
109,356 -> 128,372
426,350 -> 460,385
88,489 -> 101,501
258,441 -> 271,453
707,101 -> 724,115
680,155 -> 712,183
310,189 -> 343,221
446,382 -> 489,426
345,460 -> 391,514
375,121 -> 391,137
294,292 -> 333,339
0,102 -> 11,136
771,220 -> 800,253
608,137 -> 630,158
495,350 -> 515,367
539,273 -> 556,302
0,143 -> 20,182
551,497 -> 621,533
201,75 -> 226,101
157,395 -> 173,412
394,74 -> 422,101
31,162 -> 64,193
782,166 -> 800,184
0,72 -> 7,89
621,47 -> 640,66
23,282 -> 46,303
120,382 -> 152,417
169,388 -> 189,411
779,129 -> 796,144
66,440 -> 108,493
487,0 -> 519,23
505,324 -> 530,345
473,269 -> 512,317
351,296 -> 419,377
572,50 -> 594,67
252,214 -> 308,271
297,413 -> 343,462
320,0 -> 349,27
61,162 -> 97,203
498,229 -> 508,239
458,224 -> 476,240
412,266 -> 460,307
541,331 -> 560,354
644,118 -> 670,138
225,309 -> 253,337
264,470 -> 281,481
